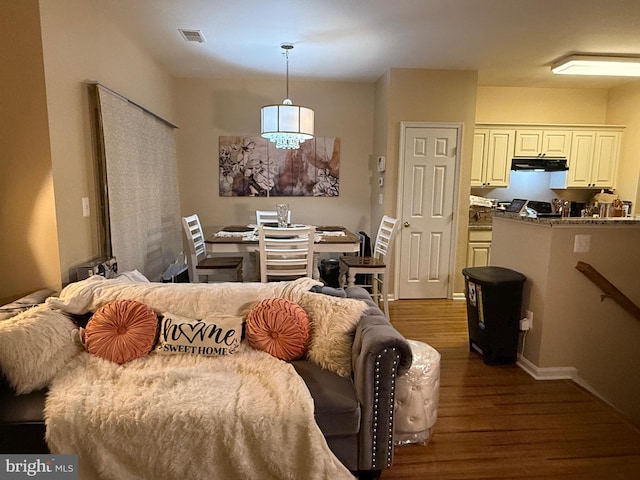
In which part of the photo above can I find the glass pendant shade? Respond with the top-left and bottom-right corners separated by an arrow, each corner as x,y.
260,43 -> 315,150
261,100 -> 314,149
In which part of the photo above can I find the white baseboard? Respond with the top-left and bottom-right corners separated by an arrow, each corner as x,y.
452,292 -> 466,300
516,354 -> 577,381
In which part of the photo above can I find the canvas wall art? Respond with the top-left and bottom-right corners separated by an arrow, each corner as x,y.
219,136 -> 340,197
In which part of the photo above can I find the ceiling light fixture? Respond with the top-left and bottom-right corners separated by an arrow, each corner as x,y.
261,43 -> 314,149
551,54 -> 640,77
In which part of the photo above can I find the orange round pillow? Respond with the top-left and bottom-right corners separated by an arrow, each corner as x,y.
245,298 -> 310,361
85,299 -> 158,364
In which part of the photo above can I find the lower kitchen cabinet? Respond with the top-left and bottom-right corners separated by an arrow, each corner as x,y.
467,229 -> 492,267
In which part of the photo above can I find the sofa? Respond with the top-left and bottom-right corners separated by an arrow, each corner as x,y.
0,280 -> 412,479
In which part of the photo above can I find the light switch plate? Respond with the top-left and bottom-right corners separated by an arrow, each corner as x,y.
82,197 -> 90,217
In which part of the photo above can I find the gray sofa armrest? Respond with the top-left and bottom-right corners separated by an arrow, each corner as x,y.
350,290 -> 412,472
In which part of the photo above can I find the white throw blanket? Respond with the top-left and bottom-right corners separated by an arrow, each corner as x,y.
45,345 -> 353,480
44,276 -> 355,479
46,276 -> 322,318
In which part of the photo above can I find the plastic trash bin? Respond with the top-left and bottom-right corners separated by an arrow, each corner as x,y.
462,266 -> 526,365
319,258 -> 341,288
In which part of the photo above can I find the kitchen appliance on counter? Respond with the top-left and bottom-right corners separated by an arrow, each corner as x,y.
570,201 -> 587,217
526,201 -> 562,218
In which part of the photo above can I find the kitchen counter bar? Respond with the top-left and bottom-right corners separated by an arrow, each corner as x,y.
492,211 -> 640,227
490,212 -> 640,426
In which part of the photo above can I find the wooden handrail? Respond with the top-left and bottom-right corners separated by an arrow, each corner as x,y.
575,261 -> 640,321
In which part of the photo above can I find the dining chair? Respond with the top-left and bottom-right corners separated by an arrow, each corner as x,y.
339,216 -> 399,316
256,210 -> 291,225
258,225 -> 315,282
182,214 -> 243,282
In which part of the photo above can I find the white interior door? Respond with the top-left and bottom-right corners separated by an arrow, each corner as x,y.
397,124 -> 459,298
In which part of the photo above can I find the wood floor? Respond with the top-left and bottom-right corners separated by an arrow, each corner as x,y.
383,299 -> 640,480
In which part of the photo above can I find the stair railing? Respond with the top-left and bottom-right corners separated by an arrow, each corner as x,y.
575,261 -> 640,321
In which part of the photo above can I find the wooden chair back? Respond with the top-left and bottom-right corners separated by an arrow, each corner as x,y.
258,225 -> 315,282
256,210 -> 291,225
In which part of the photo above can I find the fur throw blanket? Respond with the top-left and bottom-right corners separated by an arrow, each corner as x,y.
47,275 -> 323,318
43,276 -> 361,479
45,344 -> 354,480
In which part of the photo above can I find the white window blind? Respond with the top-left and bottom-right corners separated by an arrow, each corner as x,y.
94,84 -> 181,281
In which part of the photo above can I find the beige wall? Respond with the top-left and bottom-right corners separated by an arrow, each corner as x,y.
0,0 -> 60,304
492,218 -> 640,426
38,0 -> 176,285
476,86 -> 609,124
381,68 -> 479,295
174,77 -> 375,235
607,82 -> 640,213
372,71 -> 391,228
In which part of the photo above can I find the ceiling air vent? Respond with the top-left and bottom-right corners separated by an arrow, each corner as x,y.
178,29 -> 206,43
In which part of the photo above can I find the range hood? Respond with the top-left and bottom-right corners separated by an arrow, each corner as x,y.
511,157 -> 569,172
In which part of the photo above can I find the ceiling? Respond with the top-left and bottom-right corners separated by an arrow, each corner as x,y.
97,0 -> 640,89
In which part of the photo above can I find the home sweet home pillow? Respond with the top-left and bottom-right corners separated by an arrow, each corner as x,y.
155,312 -> 243,356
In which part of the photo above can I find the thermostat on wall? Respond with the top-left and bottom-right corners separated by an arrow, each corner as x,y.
377,156 -> 386,172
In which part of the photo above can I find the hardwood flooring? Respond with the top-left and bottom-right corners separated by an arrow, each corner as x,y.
384,299 -> 640,479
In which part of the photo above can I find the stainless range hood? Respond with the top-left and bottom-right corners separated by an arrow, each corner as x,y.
511,158 -> 569,172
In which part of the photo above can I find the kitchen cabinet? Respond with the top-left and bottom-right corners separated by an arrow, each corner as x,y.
471,129 -> 514,187
514,129 -> 571,158
467,229 -> 492,267
550,130 -> 621,188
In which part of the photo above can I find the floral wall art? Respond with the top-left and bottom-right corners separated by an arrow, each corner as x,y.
219,136 -> 340,197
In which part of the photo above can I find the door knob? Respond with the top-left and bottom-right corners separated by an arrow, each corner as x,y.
404,221 -> 410,227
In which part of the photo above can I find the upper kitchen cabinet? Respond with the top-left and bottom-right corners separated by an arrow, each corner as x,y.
550,129 -> 622,189
471,128 -> 514,187
514,129 -> 572,158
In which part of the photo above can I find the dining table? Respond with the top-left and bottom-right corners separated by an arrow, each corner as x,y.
205,225 -> 361,281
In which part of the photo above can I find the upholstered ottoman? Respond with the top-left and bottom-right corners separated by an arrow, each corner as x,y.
394,340 -> 441,445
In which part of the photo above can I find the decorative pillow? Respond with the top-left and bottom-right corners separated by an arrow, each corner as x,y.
0,304 -> 83,394
155,312 -> 242,356
85,299 -> 158,365
245,298 -> 310,361
293,291 -> 368,377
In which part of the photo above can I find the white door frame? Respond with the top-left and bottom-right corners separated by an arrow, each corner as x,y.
394,121 -> 463,299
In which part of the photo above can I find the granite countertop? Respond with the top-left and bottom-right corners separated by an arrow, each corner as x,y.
492,211 -> 640,226
468,224 -> 493,231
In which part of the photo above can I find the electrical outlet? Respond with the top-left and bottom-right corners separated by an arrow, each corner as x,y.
574,234 -> 591,253
378,193 -> 383,205
520,310 -> 533,331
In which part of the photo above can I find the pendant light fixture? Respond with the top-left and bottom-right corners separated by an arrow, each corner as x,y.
261,43 -> 314,149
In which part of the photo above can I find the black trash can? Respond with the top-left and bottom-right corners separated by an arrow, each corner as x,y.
319,258 -> 341,288
462,266 -> 526,365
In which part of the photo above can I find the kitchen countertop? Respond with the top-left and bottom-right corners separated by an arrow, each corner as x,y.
493,211 -> 640,226
468,224 -> 493,231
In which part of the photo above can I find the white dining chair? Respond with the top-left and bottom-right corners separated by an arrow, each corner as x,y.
256,210 -> 291,225
182,214 -> 243,282
258,225 -> 315,282
339,216 -> 399,316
